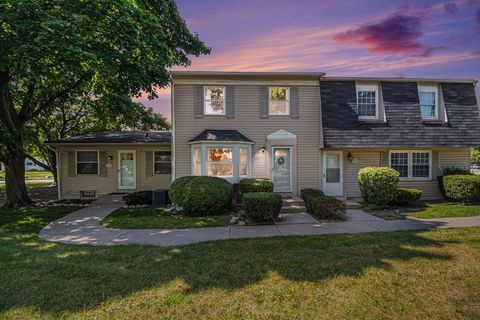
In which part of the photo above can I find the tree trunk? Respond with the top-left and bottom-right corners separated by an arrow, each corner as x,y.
51,162 -> 58,185
3,152 -> 32,208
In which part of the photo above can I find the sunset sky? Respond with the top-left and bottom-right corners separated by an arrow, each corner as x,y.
138,0 -> 480,121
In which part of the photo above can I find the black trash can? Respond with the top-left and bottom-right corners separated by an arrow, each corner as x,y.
152,189 -> 169,207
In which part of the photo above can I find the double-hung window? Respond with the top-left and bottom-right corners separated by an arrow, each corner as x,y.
154,151 -> 171,174
418,85 -> 438,119
76,151 -> 99,175
269,87 -> 290,115
204,86 -> 225,115
389,151 -> 431,179
356,85 -> 378,119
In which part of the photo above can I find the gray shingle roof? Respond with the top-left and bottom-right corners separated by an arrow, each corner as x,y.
189,129 -> 254,143
321,81 -> 480,148
48,131 -> 171,144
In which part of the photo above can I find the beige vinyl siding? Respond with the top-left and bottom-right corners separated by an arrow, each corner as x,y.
59,144 -> 171,199
173,84 -> 321,195
342,148 -> 470,201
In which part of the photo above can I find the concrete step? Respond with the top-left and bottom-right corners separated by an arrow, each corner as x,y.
280,206 -> 308,213
345,200 -> 362,209
282,199 -> 305,206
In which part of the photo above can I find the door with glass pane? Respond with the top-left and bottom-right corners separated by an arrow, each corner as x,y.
323,151 -> 343,196
118,150 -> 136,189
272,147 -> 292,192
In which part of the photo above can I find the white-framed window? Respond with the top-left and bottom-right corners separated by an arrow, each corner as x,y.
204,86 -> 225,115
389,150 -> 432,180
356,84 -> 379,119
76,150 -> 99,175
191,143 -> 252,182
269,87 -> 290,115
418,85 -> 438,120
153,151 -> 171,174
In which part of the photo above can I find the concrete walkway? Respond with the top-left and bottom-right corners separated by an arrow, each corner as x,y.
39,205 -> 480,247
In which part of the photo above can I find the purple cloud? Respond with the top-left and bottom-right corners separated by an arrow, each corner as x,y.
333,15 -> 432,57
444,3 -> 459,14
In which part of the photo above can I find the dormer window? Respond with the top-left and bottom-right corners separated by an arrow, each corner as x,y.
204,86 -> 225,115
356,84 -> 378,119
418,85 -> 438,120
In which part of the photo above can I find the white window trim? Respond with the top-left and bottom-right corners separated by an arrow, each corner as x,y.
204,86 -> 226,115
418,85 -> 439,120
190,143 -> 252,182
356,84 -> 379,120
389,150 -> 432,180
76,150 -> 100,175
153,150 -> 171,175
268,87 -> 290,116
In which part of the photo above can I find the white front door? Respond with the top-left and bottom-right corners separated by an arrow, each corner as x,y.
323,151 -> 343,196
118,150 -> 136,189
272,147 -> 292,192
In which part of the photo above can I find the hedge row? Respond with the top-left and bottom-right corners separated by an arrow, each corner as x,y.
301,188 -> 345,220
243,192 -> 282,220
442,175 -> 480,202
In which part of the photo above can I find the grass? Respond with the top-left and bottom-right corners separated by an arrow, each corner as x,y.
1,207 -> 480,319
371,202 -> 480,220
102,207 -> 232,229
0,171 -> 53,179
0,182 -> 57,204
407,202 -> 480,219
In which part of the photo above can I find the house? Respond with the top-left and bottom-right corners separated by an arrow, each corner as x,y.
0,158 -> 46,172
49,71 -> 480,201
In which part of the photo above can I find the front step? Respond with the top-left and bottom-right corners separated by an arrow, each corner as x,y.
345,200 -> 362,209
281,198 -> 307,213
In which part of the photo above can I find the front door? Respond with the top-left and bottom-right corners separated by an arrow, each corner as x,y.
118,150 -> 136,189
272,147 -> 292,192
323,151 -> 343,196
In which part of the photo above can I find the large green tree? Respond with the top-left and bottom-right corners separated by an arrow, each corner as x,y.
25,95 -> 170,184
0,0 -> 209,207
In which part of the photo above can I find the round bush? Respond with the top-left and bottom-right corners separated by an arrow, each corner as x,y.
391,188 -> 422,206
169,176 -> 233,216
243,192 -> 282,221
358,167 -> 400,208
443,175 -> 480,203
239,178 -> 274,193
309,195 -> 346,220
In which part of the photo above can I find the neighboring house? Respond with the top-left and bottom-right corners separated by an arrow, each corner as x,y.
0,158 -> 46,172
49,71 -> 480,201
171,71 -> 480,201
48,131 -> 171,199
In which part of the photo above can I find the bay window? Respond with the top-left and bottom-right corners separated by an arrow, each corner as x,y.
191,144 -> 252,182
389,151 -> 432,180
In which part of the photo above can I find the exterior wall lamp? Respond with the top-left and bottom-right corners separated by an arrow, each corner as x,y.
347,152 -> 353,162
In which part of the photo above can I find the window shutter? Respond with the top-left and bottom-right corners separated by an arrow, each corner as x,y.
68,151 -> 76,177
380,151 -> 389,167
99,151 -> 107,177
194,86 -> 204,118
260,87 -> 269,118
290,87 -> 299,118
432,151 -> 439,178
146,151 -> 153,177
226,86 -> 235,118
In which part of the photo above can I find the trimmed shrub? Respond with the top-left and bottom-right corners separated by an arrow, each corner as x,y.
243,192 -> 282,220
239,178 -> 274,193
442,175 -> 480,203
309,195 -> 346,220
169,176 -> 233,216
123,191 -> 153,206
358,167 -> 400,208
442,167 -> 472,176
391,188 -> 422,206
301,188 -> 324,212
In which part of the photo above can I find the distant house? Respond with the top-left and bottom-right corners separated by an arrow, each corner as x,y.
0,158 -> 46,172
48,71 -> 480,201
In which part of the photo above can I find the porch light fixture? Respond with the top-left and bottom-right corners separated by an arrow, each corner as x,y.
261,146 -> 266,153
107,155 -> 113,161
347,152 -> 353,162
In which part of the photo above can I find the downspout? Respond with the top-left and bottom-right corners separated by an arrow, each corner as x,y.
170,80 -> 176,182
46,144 -> 61,200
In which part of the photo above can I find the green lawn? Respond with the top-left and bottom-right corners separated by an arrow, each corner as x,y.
102,207 -> 232,229
407,203 -> 480,219
0,182 -> 57,205
1,207 -> 480,319
0,171 -> 53,179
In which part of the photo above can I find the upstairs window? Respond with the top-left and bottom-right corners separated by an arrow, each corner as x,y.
418,85 -> 438,120
204,86 -> 225,115
356,85 -> 378,119
76,151 -> 99,175
389,150 -> 432,180
269,87 -> 290,115
154,151 -> 171,174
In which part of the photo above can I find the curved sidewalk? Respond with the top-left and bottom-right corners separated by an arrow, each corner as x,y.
39,204 -> 480,247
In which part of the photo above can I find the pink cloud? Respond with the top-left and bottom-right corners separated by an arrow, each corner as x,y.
332,15 -> 432,57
